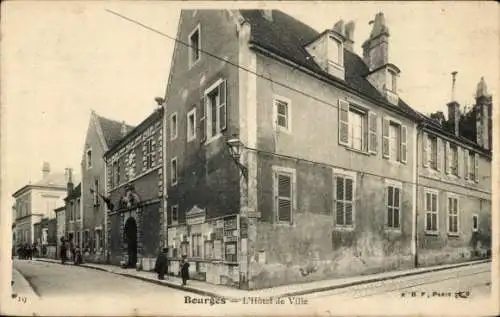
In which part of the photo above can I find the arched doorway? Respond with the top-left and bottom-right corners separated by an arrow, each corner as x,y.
124,217 -> 137,268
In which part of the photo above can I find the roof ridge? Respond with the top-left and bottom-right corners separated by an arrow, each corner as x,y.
95,113 -> 135,128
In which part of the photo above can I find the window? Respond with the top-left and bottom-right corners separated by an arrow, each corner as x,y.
93,179 -> 99,206
204,240 -> 213,259
113,161 -> 120,187
76,231 -> 81,247
425,191 -> 438,233
170,157 -> 178,186
187,108 -> 196,142
70,202 -> 74,221
145,138 -> 154,170
76,199 -> 81,220
95,229 -> 102,251
171,205 -> 178,224
189,25 -> 201,67
428,135 -> 438,169
170,113 -> 178,140
472,215 -> 478,232
349,109 -> 365,151
387,70 -> 397,92
86,149 -> 92,169
449,144 -> 458,176
328,36 -> 342,65
389,123 -> 401,161
386,185 -> 401,229
338,100 -> 371,153
447,195 -> 459,235
334,173 -> 355,227
468,152 -> 475,180
203,79 -> 227,141
191,234 -> 202,258
274,97 -> 291,133
273,167 -> 295,224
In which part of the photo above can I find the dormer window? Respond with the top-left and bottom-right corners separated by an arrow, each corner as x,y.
328,36 -> 343,65
387,69 -> 397,92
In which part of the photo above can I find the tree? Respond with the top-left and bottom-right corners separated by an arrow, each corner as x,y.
429,111 -> 446,125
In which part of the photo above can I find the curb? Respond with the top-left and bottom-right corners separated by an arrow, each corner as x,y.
33,259 -> 227,298
280,259 -> 491,297
12,268 -> 40,299
33,258 -> 490,299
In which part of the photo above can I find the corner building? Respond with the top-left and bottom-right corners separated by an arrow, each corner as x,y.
163,9 -> 491,289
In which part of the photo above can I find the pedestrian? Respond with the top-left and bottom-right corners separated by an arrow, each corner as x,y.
74,247 -> 82,265
154,248 -> 168,280
60,237 -> 67,264
26,244 -> 32,260
179,254 -> 190,286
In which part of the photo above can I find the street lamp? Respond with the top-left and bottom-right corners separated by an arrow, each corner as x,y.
226,135 -> 248,179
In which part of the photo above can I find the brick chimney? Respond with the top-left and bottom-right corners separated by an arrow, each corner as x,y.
344,21 -> 355,52
447,71 -> 460,136
363,12 -> 400,106
66,168 -> 74,196
42,162 -> 50,179
261,9 -> 273,22
121,121 -> 128,137
475,77 -> 492,150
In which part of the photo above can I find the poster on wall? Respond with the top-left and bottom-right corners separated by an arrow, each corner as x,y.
214,240 -> 222,259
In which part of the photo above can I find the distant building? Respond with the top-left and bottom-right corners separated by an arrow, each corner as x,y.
80,111 -> 134,263
416,77 -> 492,265
64,168 -> 82,252
55,205 -> 66,258
13,162 -> 66,246
104,107 -> 164,269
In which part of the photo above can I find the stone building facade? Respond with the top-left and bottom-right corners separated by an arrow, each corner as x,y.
13,162 -> 67,247
162,9 -> 492,290
104,107 -> 164,270
80,111 -> 134,263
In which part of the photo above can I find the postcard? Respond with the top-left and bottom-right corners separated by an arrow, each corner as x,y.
1,1 -> 498,316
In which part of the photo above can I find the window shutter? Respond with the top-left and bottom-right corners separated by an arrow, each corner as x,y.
401,125 -> 408,164
422,132 -> 429,167
199,96 -> 206,142
218,80 -> 227,132
368,112 -> 377,154
382,117 -> 390,158
474,153 -> 479,182
464,149 -> 469,180
445,141 -> 451,174
338,100 -> 349,146
457,146 -> 462,178
436,138 -> 442,171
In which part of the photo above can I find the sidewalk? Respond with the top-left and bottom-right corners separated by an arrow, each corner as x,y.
33,257 -> 490,300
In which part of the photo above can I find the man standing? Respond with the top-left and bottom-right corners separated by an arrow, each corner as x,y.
154,248 -> 168,280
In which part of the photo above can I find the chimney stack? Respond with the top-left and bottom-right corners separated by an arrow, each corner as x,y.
362,12 -> 390,71
447,71 -> 460,137
344,21 -> 355,52
475,77 -> 492,150
261,10 -> 273,22
66,168 -> 74,195
121,121 -> 128,137
42,162 -> 50,179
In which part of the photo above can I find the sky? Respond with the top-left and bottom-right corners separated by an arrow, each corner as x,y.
1,1 -> 499,219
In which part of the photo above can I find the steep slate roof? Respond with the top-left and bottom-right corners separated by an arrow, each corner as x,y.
65,183 -> 81,201
96,115 -> 135,149
239,10 -> 420,119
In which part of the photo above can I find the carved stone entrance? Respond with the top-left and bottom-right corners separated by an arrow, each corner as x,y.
124,217 -> 137,268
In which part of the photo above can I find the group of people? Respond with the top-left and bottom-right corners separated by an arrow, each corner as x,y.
16,243 -> 37,260
59,237 -> 82,265
154,248 -> 190,286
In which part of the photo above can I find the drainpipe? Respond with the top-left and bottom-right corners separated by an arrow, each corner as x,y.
162,103 -> 169,268
103,156 -> 108,263
412,123 -> 419,268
